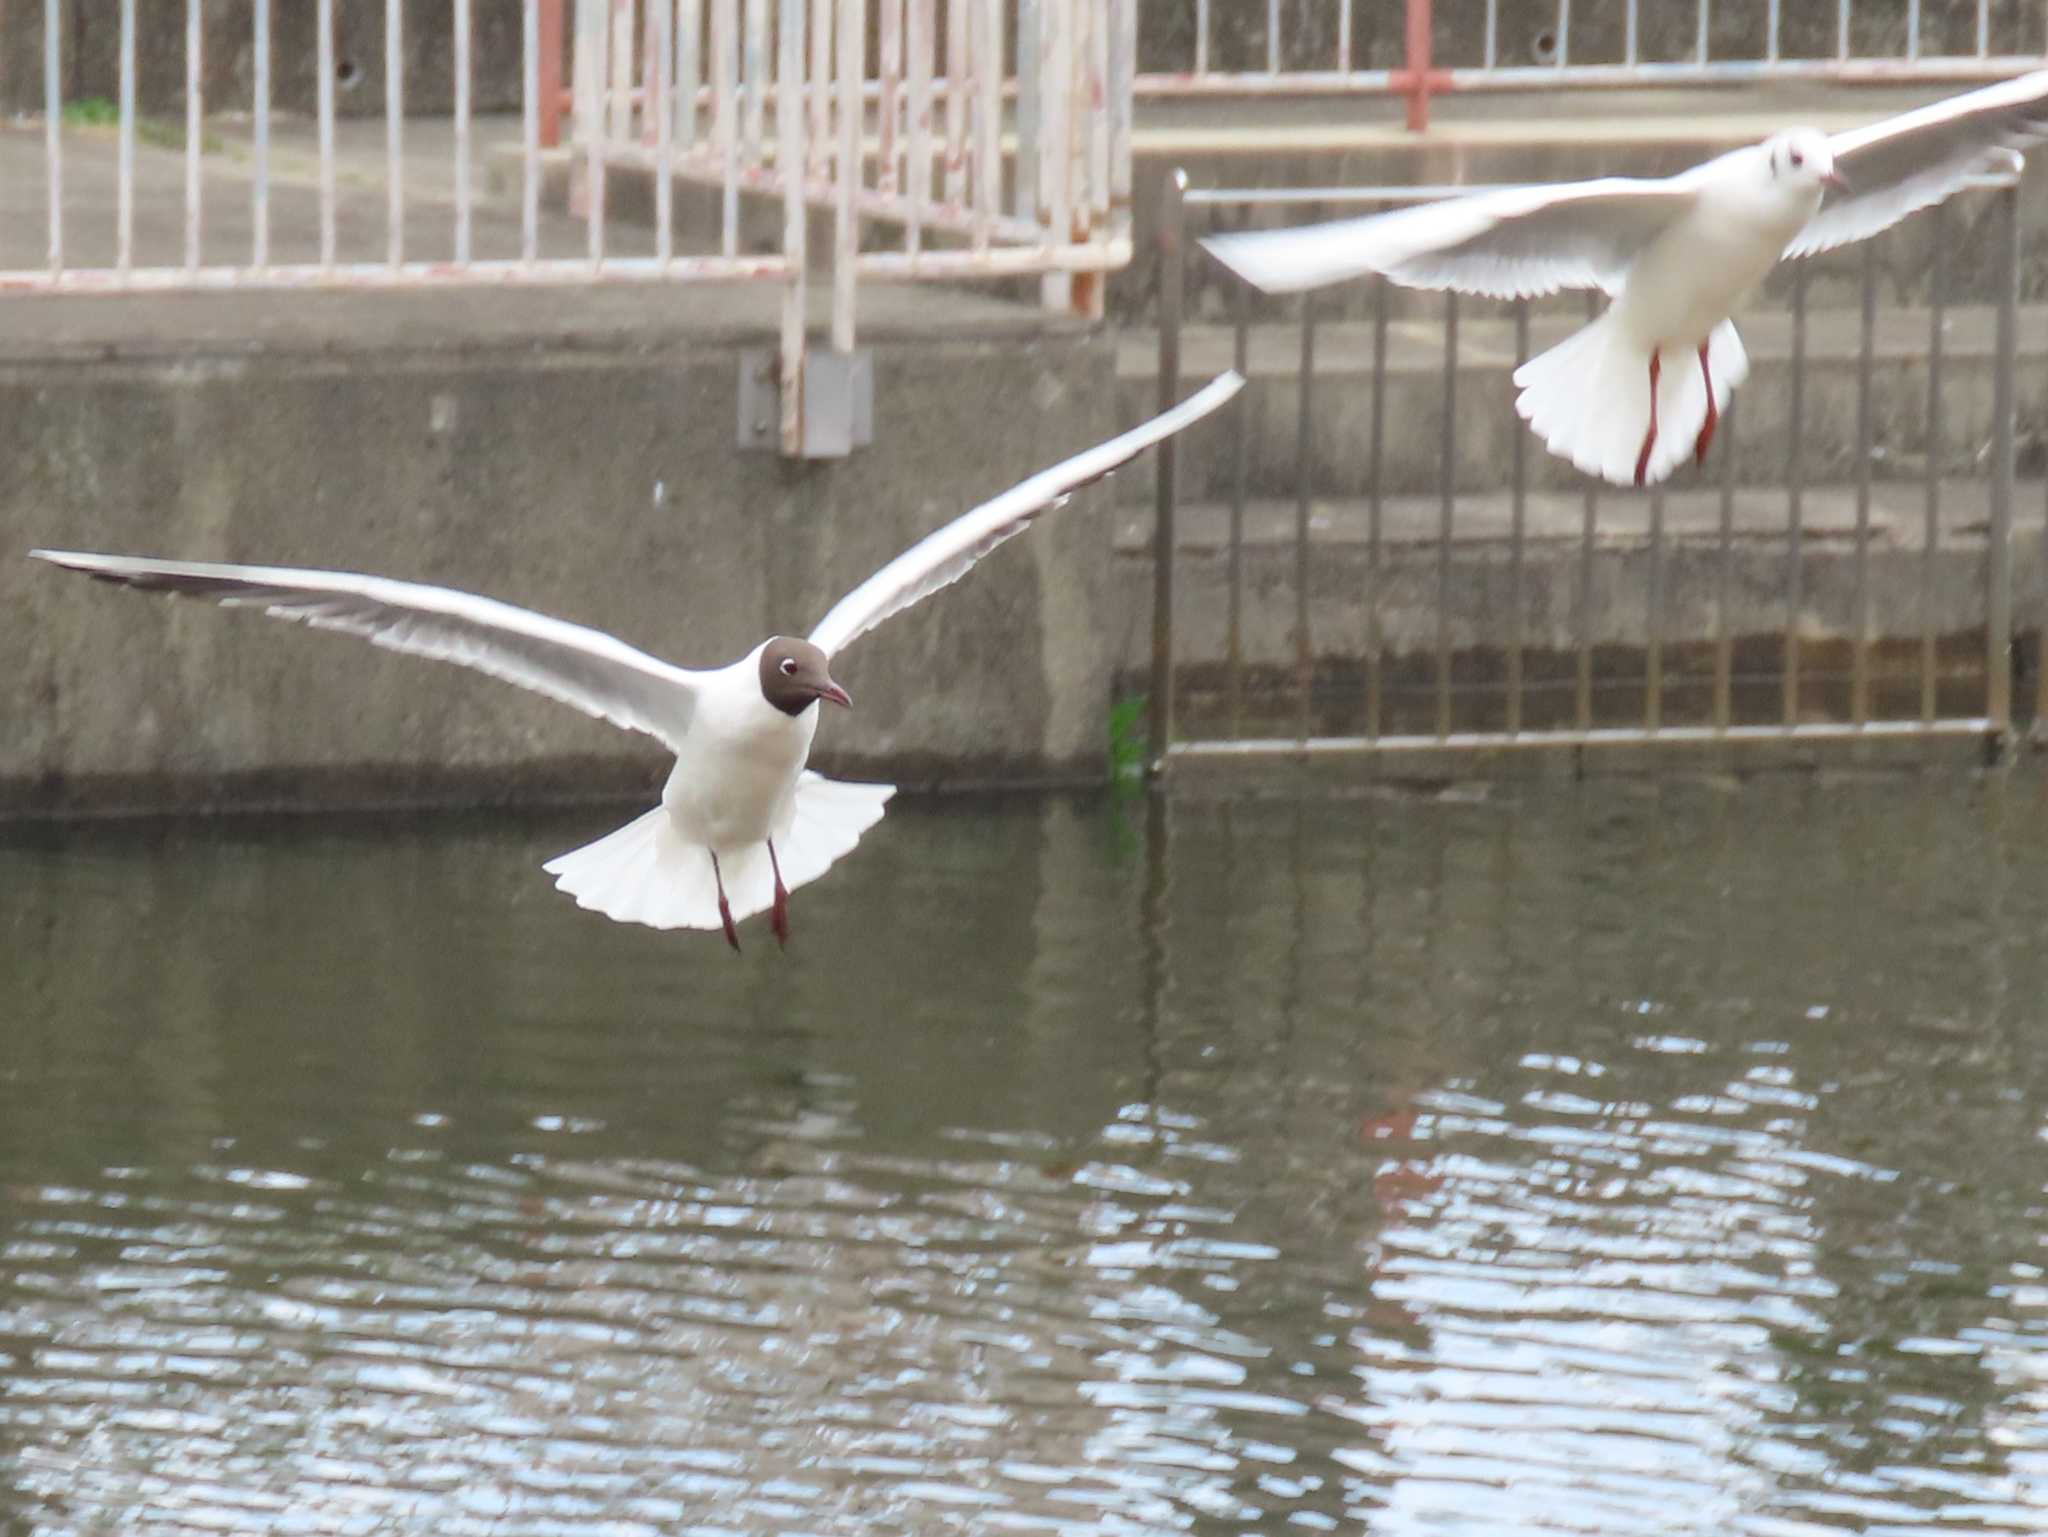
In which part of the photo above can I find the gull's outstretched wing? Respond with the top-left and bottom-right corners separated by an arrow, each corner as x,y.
804,371 -> 1244,659
1788,69 -> 2048,258
1199,177 -> 1698,299
30,551 -> 705,747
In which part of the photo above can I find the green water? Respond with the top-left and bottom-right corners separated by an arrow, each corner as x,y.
3,773 -> 2047,1533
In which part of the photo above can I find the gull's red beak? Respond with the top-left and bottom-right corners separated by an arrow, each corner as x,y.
1822,169 -> 1849,192
818,679 -> 852,709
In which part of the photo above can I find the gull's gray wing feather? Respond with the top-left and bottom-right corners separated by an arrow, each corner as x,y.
30,551 -> 704,747
1200,178 -> 1698,300
1788,69 -> 2048,258
805,371 -> 1244,658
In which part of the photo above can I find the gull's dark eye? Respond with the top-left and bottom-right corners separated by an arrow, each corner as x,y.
1790,149 -> 1804,168
780,657 -> 799,676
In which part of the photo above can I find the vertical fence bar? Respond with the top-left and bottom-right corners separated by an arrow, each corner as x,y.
780,0 -> 808,456
974,0 -> 1001,247
1150,171 -> 1186,772
523,0 -> 540,263
318,0 -> 337,267
944,0 -> 967,203
455,0 -> 473,263
1403,0 -> 1432,132
1647,485 -> 1665,733
1976,0 -> 1989,57
1039,0 -> 1072,311
1987,179 -> 2018,742
745,0 -> 769,164
1784,263 -> 1808,728
1715,399 -> 1737,733
1852,239 -> 1876,725
1339,0 -> 1354,70
1837,0 -> 1851,59
1556,0 -> 1571,67
1195,0 -> 1210,76
878,0 -> 902,194
1437,293 -> 1458,740
608,0 -> 634,143
655,0 -> 674,263
1923,203 -> 1946,723
253,0 -> 271,266
1267,0 -> 1281,73
811,0 -> 834,178
44,0 -> 62,275
1228,281 -> 1249,737
715,0 -> 738,257
1696,0 -> 1710,64
907,0 -> 932,255
1907,0 -> 1921,61
834,0 -> 861,350
679,0 -> 703,149
1016,0 -> 1043,255
117,0 -> 135,276
386,0 -> 405,268
1508,300 -> 1529,735
1576,297 -> 1598,730
185,0 -> 203,271
1368,278 -> 1388,740
1767,0 -> 1780,62
1624,0 -> 1638,67
1297,294 -> 1317,742
1484,0 -> 1498,69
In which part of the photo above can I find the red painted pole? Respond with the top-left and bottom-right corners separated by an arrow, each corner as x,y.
1404,0 -> 1432,132
538,0 -> 565,148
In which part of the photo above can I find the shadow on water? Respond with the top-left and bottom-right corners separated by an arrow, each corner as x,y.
2,773 -> 2047,1533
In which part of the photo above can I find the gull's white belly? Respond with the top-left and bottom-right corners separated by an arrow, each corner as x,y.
662,684 -> 820,855
1617,181 -> 1821,351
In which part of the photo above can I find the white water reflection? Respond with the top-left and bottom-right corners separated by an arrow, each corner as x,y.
2,776 -> 2047,1532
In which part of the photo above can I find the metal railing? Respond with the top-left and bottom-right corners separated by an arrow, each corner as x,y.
1148,168 -> 2038,770
5,0 -> 1134,456
1138,0 -> 2048,132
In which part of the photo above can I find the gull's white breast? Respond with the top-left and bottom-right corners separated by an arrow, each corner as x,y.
662,648 -> 820,855
1616,150 -> 1825,351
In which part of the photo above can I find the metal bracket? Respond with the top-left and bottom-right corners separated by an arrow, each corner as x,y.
738,348 -> 874,459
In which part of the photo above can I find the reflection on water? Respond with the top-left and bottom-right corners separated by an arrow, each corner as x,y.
3,773 -> 2048,1534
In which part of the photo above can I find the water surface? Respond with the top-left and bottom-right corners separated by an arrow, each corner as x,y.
4,773 -> 2047,1533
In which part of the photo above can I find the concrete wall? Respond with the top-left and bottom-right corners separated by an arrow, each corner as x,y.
0,294 -> 1121,815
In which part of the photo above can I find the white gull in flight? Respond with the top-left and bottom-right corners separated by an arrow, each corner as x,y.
1201,71 -> 2048,487
33,370 -> 1243,950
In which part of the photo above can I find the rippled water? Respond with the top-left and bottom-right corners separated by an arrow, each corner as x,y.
4,772 -> 2048,1534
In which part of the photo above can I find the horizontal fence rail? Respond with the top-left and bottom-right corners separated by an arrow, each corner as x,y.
6,0 -> 1135,454
1138,0 -> 2048,132
1149,167 -> 2040,771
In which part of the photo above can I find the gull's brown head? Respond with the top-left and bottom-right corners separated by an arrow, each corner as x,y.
759,636 -> 851,716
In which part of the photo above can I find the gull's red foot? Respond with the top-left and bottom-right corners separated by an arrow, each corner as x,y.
1634,347 -> 1662,487
710,849 -> 741,953
1694,341 -> 1718,465
768,841 -> 791,950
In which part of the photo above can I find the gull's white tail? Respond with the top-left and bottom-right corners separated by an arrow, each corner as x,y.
1513,313 -> 1748,488
542,772 -> 895,932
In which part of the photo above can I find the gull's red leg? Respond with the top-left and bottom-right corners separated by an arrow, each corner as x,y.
1694,342 -> 1719,465
709,849 -> 740,953
766,840 -> 791,949
1634,346 -> 1662,488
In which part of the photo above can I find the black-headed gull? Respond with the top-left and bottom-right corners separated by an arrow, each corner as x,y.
32,370 -> 1243,950
1202,71 -> 2048,488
